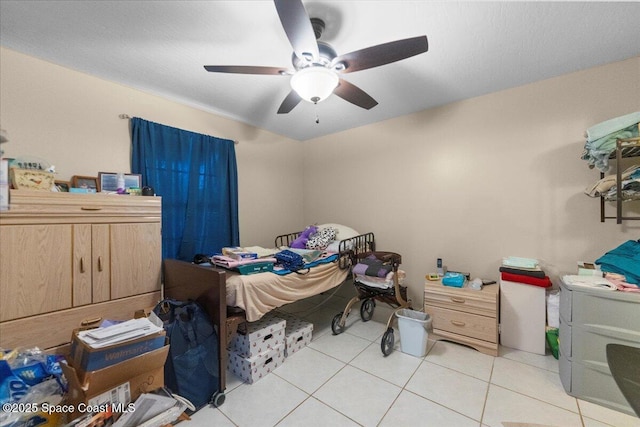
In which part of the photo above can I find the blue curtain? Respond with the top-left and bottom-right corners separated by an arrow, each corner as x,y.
131,117 -> 239,260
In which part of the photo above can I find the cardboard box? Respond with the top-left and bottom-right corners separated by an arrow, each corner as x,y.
229,316 -> 285,358
70,329 -> 166,372
61,344 -> 168,419
227,344 -> 285,384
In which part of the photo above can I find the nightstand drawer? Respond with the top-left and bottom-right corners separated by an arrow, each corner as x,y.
424,284 -> 497,317
426,305 -> 497,342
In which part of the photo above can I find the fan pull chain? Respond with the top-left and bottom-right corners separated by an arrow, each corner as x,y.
315,104 -> 320,124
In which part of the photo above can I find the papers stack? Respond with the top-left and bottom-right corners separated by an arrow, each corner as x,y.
77,317 -> 164,349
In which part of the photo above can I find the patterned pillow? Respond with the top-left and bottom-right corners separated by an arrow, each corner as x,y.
306,227 -> 337,250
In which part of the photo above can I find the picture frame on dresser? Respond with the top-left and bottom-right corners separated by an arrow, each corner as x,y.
71,175 -> 98,191
98,172 -> 142,192
54,181 -> 70,192
124,173 -> 142,190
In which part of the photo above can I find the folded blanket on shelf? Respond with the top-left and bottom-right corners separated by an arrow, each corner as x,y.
584,164 -> 640,197
582,112 -> 640,172
585,111 -> 640,143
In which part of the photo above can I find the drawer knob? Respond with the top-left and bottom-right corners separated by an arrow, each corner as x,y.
81,206 -> 103,211
451,320 -> 466,327
450,297 -> 466,304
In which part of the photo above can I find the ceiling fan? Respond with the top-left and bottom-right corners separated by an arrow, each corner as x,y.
204,0 -> 428,114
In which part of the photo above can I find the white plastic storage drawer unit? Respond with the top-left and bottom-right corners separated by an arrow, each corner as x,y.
559,279 -> 640,416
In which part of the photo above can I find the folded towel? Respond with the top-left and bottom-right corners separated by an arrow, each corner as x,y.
562,275 -> 617,291
499,266 -> 546,279
586,111 -> 640,143
501,272 -> 552,288
352,257 -> 392,278
502,256 -> 539,269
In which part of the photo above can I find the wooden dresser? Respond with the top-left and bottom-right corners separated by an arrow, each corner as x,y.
0,190 -> 162,350
424,280 -> 499,356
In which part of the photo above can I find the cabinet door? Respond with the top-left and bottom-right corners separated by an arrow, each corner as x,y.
73,224 -> 92,307
0,224 -> 73,321
110,222 -> 161,299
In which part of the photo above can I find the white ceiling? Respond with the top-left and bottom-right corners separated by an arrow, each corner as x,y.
1,1 -> 639,141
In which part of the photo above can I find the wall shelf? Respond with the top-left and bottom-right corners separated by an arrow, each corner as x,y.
600,136 -> 640,223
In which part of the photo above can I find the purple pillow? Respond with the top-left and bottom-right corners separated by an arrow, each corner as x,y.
290,225 -> 317,249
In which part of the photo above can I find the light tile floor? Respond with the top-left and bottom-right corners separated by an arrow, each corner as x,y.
186,288 -> 640,427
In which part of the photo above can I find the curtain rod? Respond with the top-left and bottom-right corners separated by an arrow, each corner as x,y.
119,114 -> 239,144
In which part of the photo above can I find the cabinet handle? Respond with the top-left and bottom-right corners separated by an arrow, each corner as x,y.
451,320 -> 466,327
80,257 -> 85,273
450,297 -> 466,304
81,206 -> 103,211
98,256 -> 103,272
81,317 -> 102,326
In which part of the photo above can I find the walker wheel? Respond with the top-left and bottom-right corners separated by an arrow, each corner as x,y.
360,298 -> 375,322
331,312 -> 345,335
210,391 -> 226,407
381,328 -> 394,356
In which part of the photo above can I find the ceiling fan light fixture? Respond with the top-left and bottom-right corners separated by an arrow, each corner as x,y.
290,66 -> 339,104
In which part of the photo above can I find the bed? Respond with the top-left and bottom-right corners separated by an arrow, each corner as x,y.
162,228 -> 375,403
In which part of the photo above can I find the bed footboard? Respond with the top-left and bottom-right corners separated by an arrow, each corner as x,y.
338,232 -> 376,269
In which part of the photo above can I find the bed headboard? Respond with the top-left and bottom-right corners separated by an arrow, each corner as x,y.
274,230 -> 376,270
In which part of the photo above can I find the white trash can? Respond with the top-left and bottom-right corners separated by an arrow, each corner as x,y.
396,309 -> 431,357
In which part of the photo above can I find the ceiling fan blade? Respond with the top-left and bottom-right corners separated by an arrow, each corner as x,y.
332,35 -> 428,73
277,90 -> 302,114
204,65 -> 290,75
274,0 -> 319,62
334,79 -> 378,110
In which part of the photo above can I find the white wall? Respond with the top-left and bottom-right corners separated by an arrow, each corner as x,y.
0,47 -> 304,247
302,57 -> 640,304
2,46 -> 638,307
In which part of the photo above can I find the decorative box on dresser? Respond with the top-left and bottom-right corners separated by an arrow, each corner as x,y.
0,189 -> 162,351
559,279 -> 640,416
424,281 -> 499,356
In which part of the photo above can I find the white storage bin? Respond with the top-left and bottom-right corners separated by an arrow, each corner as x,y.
227,344 -> 285,384
228,315 -> 286,358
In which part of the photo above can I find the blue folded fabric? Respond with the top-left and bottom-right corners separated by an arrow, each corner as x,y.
596,240 -> 640,284
272,253 -> 339,275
